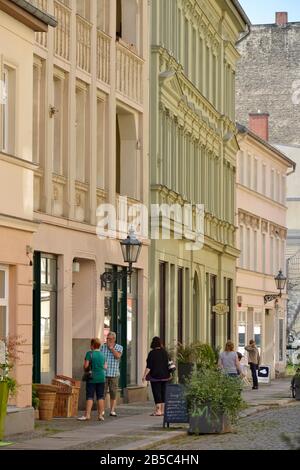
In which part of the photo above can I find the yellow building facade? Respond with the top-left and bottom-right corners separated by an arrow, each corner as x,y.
149,0 -> 249,350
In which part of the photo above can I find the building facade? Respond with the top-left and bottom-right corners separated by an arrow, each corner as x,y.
236,11 -> 300,352
236,116 -> 295,377
149,0 -> 249,350
31,0 -> 149,403
0,0 -> 55,434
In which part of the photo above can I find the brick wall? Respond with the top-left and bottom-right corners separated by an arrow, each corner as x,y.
236,18 -> 300,145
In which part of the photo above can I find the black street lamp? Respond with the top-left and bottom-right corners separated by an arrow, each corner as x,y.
264,269 -> 287,304
100,228 -> 142,289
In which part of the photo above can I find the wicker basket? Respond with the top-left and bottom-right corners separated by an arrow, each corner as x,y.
38,392 -> 57,421
52,375 -> 81,418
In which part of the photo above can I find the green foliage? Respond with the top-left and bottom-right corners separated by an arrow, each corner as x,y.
32,385 -> 40,410
173,342 -> 217,369
184,368 -> 245,425
0,335 -> 24,397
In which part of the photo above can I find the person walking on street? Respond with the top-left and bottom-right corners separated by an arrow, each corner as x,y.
77,338 -> 107,421
142,336 -> 170,416
218,340 -> 242,377
245,339 -> 260,389
101,331 -> 123,416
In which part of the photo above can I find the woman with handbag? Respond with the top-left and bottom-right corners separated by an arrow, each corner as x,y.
77,338 -> 107,421
142,336 -> 171,416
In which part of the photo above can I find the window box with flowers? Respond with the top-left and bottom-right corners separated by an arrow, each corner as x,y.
0,336 -> 23,440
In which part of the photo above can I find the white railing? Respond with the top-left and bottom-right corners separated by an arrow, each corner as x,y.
54,1 -> 71,61
76,15 -> 91,73
34,0 -> 48,48
116,42 -> 143,104
97,30 -> 111,85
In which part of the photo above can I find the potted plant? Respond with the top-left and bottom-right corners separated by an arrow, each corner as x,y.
175,342 -> 217,383
185,368 -> 245,434
291,366 -> 300,400
0,336 -> 23,440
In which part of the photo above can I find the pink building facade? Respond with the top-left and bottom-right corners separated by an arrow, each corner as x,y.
236,115 -> 295,377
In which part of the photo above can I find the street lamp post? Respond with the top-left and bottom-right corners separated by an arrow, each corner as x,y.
264,269 -> 287,304
100,227 -> 142,289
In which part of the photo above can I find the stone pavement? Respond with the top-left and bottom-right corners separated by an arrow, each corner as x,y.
1,378 -> 295,451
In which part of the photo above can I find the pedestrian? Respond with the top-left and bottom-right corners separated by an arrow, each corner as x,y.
142,336 -> 170,416
218,340 -> 242,377
100,331 -> 123,417
77,338 -> 107,421
245,339 -> 260,389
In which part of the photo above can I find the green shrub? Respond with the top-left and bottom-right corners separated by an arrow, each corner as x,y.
185,368 -> 245,425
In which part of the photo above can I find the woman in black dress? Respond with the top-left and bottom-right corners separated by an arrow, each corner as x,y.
142,336 -> 170,416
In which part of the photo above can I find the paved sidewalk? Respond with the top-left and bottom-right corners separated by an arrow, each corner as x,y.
1,378 -> 294,450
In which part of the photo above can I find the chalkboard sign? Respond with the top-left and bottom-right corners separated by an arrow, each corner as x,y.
163,383 -> 189,428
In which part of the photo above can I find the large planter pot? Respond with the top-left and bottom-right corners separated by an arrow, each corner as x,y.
0,381 -> 9,440
38,392 -> 57,421
293,376 -> 300,400
188,405 -> 232,435
178,363 -> 194,384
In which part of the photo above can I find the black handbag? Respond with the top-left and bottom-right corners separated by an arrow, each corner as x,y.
82,352 -> 93,381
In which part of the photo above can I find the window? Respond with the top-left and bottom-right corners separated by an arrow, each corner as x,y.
0,266 -> 8,337
97,0 -> 109,33
277,172 -> 280,202
177,268 -> 183,344
254,158 -> 258,191
281,175 -> 286,204
262,163 -> 266,196
239,225 -> 244,268
271,169 -> 275,200
127,270 -> 138,386
76,0 -> 90,20
253,230 -> 258,272
270,237 -> 274,275
97,96 -> 105,189
239,151 -> 244,185
184,19 -> 189,76
254,325 -> 261,348
116,0 -> 122,38
53,70 -> 68,176
159,262 -> 166,345
262,233 -> 266,273
247,154 -> 252,188
33,58 -> 46,164
238,325 -> 246,349
246,227 -> 251,269
75,82 -> 88,182
40,255 -> 57,384
0,64 -> 15,154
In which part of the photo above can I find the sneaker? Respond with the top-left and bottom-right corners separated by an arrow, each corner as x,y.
77,416 -> 90,421
110,411 -> 117,417
98,416 -> 105,421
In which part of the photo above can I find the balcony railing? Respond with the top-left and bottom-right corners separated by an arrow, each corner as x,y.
76,15 -> 91,73
116,42 -> 143,105
54,0 -> 71,61
34,0 -> 48,48
97,30 -> 111,85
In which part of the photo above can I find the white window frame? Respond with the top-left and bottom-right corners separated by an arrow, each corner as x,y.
0,265 -> 9,337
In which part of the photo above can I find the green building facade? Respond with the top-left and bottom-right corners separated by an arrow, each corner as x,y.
149,0 -> 249,350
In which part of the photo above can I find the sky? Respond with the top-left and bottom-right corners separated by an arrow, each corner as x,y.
239,0 -> 300,24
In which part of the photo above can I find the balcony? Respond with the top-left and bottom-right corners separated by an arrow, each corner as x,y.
54,0 -> 71,61
34,0 -> 48,48
97,30 -> 111,85
76,15 -> 91,73
116,42 -> 144,105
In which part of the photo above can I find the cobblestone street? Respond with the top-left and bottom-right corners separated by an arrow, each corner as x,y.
153,403 -> 300,450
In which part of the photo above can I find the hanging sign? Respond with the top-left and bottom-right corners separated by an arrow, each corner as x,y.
212,303 -> 229,315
